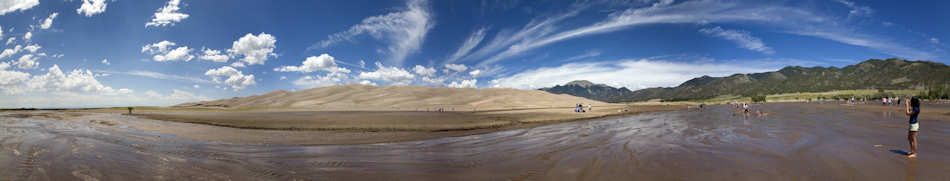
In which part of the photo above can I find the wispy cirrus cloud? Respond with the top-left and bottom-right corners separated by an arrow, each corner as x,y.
311,0 -> 432,66
445,27 -> 486,64
98,70 -> 211,84
458,0 -> 936,66
699,26 -> 774,54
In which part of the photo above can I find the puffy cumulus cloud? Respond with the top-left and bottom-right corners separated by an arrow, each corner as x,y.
313,0 -> 431,65
101,59 -> 109,65
26,65 -> 131,95
421,76 -> 444,85
198,48 -> 228,62
142,40 -> 194,62
6,37 -> 15,45
358,80 -> 376,86
358,62 -> 415,85
15,54 -> 38,69
23,32 -> 31,41
0,0 -> 39,15
0,66 -> 30,95
145,0 -> 189,27
292,71 -> 349,88
699,26 -> 774,55
490,59 -> 772,90
40,12 -> 58,29
274,53 -> 350,73
444,63 -> 467,72
230,62 -> 245,68
412,65 -> 435,77
469,69 -> 481,77
447,79 -> 477,88
76,0 -> 107,17
227,33 -> 276,65
141,40 -> 176,54
0,45 -> 22,59
23,44 -> 39,52
153,46 -> 194,62
204,66 -> 255,90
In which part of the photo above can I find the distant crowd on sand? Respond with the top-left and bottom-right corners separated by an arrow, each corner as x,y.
574,103 -> 592,113
729,102 -> 768,117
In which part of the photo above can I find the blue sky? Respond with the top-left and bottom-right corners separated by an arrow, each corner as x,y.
0,0 -> 947,108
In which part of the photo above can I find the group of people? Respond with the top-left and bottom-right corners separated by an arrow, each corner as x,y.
881,97 -> 902,105
574,103 -> 592,113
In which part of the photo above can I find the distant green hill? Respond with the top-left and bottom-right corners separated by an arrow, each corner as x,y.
541,58 -> 950,102
538,80 -> 632,102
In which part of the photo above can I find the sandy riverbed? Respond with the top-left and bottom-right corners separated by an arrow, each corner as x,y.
0,103 -> 948,180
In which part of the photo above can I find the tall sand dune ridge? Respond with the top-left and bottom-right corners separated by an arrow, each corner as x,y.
175,84 -> 609,111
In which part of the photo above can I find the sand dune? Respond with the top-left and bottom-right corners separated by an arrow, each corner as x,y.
176,84 -> 609,111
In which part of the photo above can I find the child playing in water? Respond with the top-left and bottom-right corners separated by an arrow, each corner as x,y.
905,97 -> 921,158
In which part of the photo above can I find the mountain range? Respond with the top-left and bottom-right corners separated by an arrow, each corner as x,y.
539,58 -> 950,102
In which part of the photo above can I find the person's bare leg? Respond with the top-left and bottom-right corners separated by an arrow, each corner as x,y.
908,131 -> 918,158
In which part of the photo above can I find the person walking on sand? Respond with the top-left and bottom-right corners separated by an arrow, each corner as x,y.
905,97 -> 921,158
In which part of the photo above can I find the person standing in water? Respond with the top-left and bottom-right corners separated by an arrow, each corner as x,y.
905,97 -> 921,158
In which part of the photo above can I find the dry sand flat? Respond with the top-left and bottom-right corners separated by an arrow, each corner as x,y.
1,103 -> 948,180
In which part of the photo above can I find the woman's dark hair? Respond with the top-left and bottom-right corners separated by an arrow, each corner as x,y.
911,97 -> 920,108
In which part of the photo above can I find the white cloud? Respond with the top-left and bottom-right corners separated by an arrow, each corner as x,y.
23,44 -> 39,52
27,65 -> 130,95
835,0 -> 872,17
0,0 -> 39,15
76,0 -> 107,17
931,38 -> 940,44
445,27 -> 486,63
227,32 -> 276,65
412,65 -> 435,76
101,59 -> 109,65
313,0 -> 432,65
790,30 -> 936,60
274,53 -> 350,73
142,41 -> 194,62
141,40 -> 176,54
145,0 -> 189,27
0,67 -> 30,95
23,32 -> 31,41
292,71 -> 349,88
421,76 -> 444,84
98,70 -> 210,83
358,62 -> 415,84
444,63 -> 467,72
468,69 -> 481,77
198,48 -> 229,62
279,76 -> 287,80
447,79 -> 477,88
5,37 -> 13,45
39,12 -> 58,29
464,0 -> 933,65
192,84 -> 199,88
15,54 -> 38,69
204,66 -> 255,90
358,80 -> 376,86
153,46 -> 194,62
230,62 -> 245,67
490,59 -> 772,90
0,45 -> 21,59
145,89 -> 211,104
699,26 -> 774,54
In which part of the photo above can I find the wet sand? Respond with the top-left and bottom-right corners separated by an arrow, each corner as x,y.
0,103 -> 948,180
